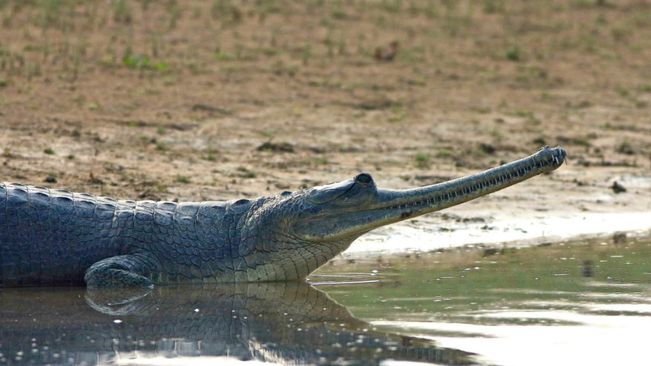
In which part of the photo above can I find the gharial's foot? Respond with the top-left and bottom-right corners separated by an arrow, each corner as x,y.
85,287 -> 154,316
84,255 -> 157,288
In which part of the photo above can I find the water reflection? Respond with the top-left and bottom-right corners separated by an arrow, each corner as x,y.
319,237 -> 651,366
0,283 -> 474,365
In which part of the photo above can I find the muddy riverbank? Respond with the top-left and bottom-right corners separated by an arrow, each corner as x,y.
1,1 -> 649,256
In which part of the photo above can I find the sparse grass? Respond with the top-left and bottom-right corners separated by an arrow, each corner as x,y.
214,48 -> 235,61
512,110 -> 541,125
379,0 -> 402,13
87,102 -> 100,111
355,99 -> 402,111
300,45 -> 312,66
122,49 -> 170,73
616,86 -> 647,108
532,137 -> 546,146
2,147 -> 13,158
505,46 -> 522,62
482,0 -> 505,14
388,104 -> 407,123
566,100 -> 593,109
331,9 -> 348,20
202,153 -> 217,162
167,1 -> 182,30
415,152 -> 431,169
616,141 -> 635,155
211,0 -> 242,25
471,106 -> 492,114
37,0 -> 67,30
235,166 -> 256,178
479,143 -> 496,155
176,175 -> 191,184
43,147 -> 55,155
112,0 -> 132,24
557,136 -> 592,148
272,60 -> 297,77
436,148 -> 453,159
572,138 -> 591,147
572,0 -> 610,8
257,130 -> 275,138
257,142 -> 295,153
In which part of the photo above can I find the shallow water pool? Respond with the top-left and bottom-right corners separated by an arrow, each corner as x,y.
318,236 -> 651,366
1,236 -> 650,365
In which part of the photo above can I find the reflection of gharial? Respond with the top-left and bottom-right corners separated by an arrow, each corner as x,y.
0,283 -> 475,365
0,146 -> 566,287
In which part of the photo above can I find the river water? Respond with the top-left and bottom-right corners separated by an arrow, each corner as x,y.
1,237 -> 650,365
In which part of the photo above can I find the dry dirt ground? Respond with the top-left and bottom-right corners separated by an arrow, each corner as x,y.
1,1 -> 650,247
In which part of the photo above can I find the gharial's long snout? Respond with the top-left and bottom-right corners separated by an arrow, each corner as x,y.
374,145 -> 566,215
307,146 -> 566,240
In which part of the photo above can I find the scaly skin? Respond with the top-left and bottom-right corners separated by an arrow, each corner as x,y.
0,146 -> 566,287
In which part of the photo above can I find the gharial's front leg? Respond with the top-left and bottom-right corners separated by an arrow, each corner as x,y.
84,253 -> 161,288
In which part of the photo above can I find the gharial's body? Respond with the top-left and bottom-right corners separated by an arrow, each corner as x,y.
0,146 -> 566,288
0,186 -> 309,286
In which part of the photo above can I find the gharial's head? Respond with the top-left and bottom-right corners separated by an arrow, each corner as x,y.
241,146 -> 566,279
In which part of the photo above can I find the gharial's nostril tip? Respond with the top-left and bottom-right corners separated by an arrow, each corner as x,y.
553,146 -> 567,162
355,173 -> 373,185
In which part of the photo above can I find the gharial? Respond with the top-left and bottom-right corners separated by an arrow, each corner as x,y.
0,146 -> 566,288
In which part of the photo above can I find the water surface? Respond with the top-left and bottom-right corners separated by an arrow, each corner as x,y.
1,237 -> 650,365
318,236 -> 651,366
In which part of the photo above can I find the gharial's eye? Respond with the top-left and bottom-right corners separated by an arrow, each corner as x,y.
309,179 -> 354,204
354,173 -> 373,185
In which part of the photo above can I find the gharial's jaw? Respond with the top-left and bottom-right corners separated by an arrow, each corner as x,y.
294,146 -> 566,241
